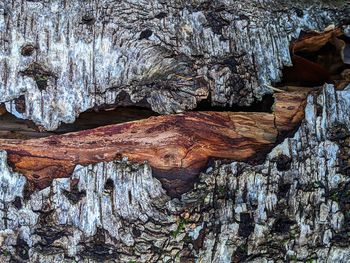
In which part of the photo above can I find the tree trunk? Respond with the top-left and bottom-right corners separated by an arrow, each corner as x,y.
0,0 -> 350,262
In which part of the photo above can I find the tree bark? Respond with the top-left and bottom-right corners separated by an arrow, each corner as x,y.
0,0 -> 349,263
0,0 -> 347,130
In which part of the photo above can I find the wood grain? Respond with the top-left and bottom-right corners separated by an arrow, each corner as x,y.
0,92 -> 308,197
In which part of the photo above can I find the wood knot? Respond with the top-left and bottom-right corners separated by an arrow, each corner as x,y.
139,29 -> 153,40
82,13 -> 95,25
20,44 -> 36,56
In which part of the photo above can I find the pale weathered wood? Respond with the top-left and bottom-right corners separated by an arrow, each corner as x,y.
0,0 -> 345,130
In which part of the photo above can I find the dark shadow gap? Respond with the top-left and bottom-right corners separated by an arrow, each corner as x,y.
195,94 -> 274,113
0,93 -> 275,140
0,106 -> 158,139
275,29 -> 350,88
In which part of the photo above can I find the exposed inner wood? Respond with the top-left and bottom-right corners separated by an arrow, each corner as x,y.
0,92 -> 308,197
279,26 -> 350,88
0,104 -> 6,116
0,95 -> 274,140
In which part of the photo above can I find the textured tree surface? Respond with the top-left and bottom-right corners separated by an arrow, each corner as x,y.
0,0 -> 348,130
0,85 -> 349,262
0,92 -> 307,197
0,0 -> 350,262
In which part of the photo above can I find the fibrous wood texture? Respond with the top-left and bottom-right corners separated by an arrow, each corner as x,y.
0,92 -> 307,197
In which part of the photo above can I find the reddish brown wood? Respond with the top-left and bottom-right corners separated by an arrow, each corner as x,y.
0,92 -> 308,197
282,55 -> 331,87
0,104 -> 6,116
292,28 -> 343,53
282,27 -> 347,87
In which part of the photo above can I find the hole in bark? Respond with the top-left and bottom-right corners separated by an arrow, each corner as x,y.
277,183 -> 291,199
222,55 -> 238,72
13,196 -> 22,209
294,8 -> 304,18
0,91 -> 305,198
19,62 -> 57,91
104,178 -> 114,193
275,25 -> 350,90
328,122 -> 349,141
62,183 -> 86,204
132,227 -> 141,238
272,216 -> 295,233
82,13 -> 95,25
34,225 -> 69,254
155,12 -> 167,19
14,95 -> 26,114
81,229 -> 118,261
0,92 -> 275,140
139,29 -> 153,40
238,212 -> 254,238
128,190 -> 132,203
15,237 -> 29,260
275,154 -> 292,171
205,11 -> 229,35
0,106 -> 158,139
232,244 -> 248,263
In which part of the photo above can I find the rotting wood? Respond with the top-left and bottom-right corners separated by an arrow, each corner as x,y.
291,27 -> 344,53
0,92 -> 307,197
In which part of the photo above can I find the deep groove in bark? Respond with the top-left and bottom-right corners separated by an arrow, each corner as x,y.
0,92 -> 307,198
0,95 -> 275,139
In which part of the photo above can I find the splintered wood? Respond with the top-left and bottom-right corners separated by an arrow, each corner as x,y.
0,92 -> 307,196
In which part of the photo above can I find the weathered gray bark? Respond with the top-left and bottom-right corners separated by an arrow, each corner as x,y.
0,0 -> 347,130
0,0 -> 350,263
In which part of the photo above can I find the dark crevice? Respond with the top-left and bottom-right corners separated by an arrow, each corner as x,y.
19,62 -> 57,91
62,185 -> 86,205
20,44 -> 36,56
195,94 -> 274,113
0,106 -> 158,139
139,29 -> 153,40
0,94 -> 275,139
81,13 -> 95,25
275,28 -> 350,88
104,178 -> 114,193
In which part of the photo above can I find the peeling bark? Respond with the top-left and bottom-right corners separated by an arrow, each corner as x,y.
0,92 -> 307,197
